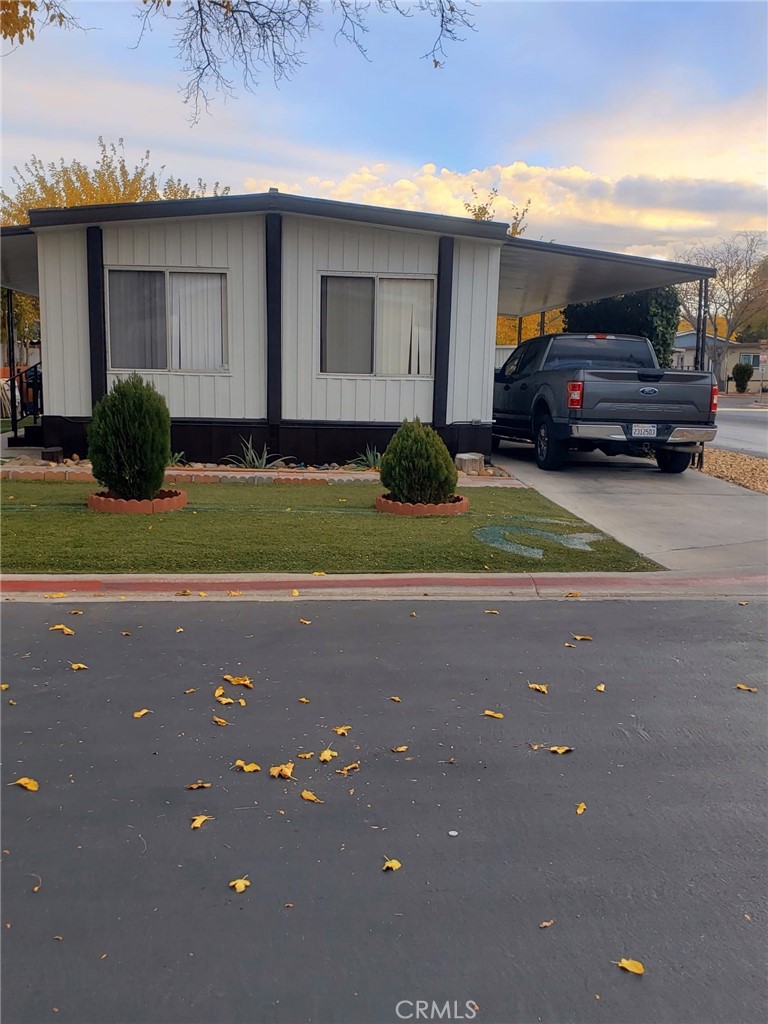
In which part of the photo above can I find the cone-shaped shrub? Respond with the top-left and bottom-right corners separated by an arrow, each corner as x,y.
379,418 -> 458,505
88,373 -> 171,500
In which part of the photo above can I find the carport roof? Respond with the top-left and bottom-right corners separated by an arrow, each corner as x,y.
498,235 -> 715,318
1,226 -> 39,296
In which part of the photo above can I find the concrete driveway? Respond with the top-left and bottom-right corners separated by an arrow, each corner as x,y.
2,598 -> 766,1024
494,445 -> 768,571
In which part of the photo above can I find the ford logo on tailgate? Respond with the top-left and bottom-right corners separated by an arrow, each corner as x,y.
639,387 -> 659,396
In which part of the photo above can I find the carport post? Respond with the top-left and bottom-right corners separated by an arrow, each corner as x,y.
5,287 -> 18,436
694,278 -> 704,371
539,311 -> 546,334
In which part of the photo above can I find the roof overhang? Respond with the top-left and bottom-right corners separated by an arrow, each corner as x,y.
1,226 -> 40,296
498,236 -> 716,317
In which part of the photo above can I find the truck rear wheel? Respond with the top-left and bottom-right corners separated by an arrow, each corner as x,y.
655,449 -> 691,474
534,413 -> 565,471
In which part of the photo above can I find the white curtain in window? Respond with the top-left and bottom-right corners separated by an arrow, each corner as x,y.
321,276 -> 374,374
377,279 -> 434,375
108,270 -> 167,369
169,273 -> 225,370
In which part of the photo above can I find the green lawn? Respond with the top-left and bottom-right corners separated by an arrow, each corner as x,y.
0,482 -> 659,574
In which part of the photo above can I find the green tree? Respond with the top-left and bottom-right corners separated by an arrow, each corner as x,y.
563,287 -> 681,368
1,1 -> 476,119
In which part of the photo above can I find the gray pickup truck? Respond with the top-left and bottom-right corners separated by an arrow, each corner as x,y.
493,333 -> 718,473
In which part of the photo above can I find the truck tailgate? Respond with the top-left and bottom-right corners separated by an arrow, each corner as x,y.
579,370 -> 714,422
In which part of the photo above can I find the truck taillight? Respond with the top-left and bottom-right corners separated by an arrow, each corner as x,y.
567,381 -> 583,409
710,384 -> 718,413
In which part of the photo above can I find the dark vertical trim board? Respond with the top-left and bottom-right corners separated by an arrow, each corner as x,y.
432,236 -> 454,428
265,213 -> 283,426
86,227 -> 107,405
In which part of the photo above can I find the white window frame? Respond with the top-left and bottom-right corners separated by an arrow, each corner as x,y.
317,271 -> 436,379
105,266 -> 230,374
738,353 -> 760,367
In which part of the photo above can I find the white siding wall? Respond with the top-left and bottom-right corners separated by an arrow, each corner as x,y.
37,230 -> 91,416
447,239 -> 501,424
282,216 -> 439,422
103,216 -> 266,419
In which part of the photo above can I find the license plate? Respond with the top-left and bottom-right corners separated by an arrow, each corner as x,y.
632,424 -> 657,438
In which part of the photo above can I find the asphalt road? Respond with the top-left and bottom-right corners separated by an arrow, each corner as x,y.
710,409 -> 768,457
2,600 -> 766,1024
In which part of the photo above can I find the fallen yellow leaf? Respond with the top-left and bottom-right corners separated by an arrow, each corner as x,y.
291,588 -> 300,597
483,609 -> 499,615
229,876 -> 250,893
284,903 -> 294,908
528,683 -> 548,695
563,591 -> 581,598
198,592 -> 207,597
183,688 -> 196,694
736,683 -> 758,693
176,628 -> 184,633
299,618 -> 312,625
190,815 -> 214,829
336,762 -> 360,776
216,695 -> 235,706
576,802 -> 587,815
382,858 -> 402,871
44,593 -> 68,599
69,610 -> 83,615
564,642 -> 576,648
539,920 -> 555,928
390,696 -> 401,703
8,777 -> 39,792
616,958 -> 645,975
738,601 -> 749,606
297,752 -> 314,759
234,759 -> 261,773
121,631 -> 132,637
8,699 -> 16,705
0,684 -> 8,691
318,748 -> 338,763
391,746 -> 409,753
133,709 -> 152,719
301,789 -> 324,803
212,716 -> 230,726
69,662 -> 88,671
237,698 -> 247,707
595,683 -> 606,693
223,674 -> 253,688
332,725 -> 352,736
550,746 -> 574,755
311,571 -> 326,576
269,761 -> 295,779
483,709 -> 505,719
49,624 -> 75,636
214,686 -> 225,698
571,633 -> 593,642
298,697 -> 310,704
409,610 -> 417,617
175,589 -> 192,596
227,590 -> 243,597
185,781 -> 211,790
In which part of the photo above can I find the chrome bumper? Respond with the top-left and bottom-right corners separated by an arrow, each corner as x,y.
569,424 -> 717,443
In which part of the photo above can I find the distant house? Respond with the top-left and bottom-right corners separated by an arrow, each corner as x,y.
674,331 -> 766,391
672,330 -> 723,372
725,342 -> 766,392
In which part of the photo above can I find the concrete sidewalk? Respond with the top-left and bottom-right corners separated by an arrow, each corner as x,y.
494,446 -> 768,571
1,566 -> 765,600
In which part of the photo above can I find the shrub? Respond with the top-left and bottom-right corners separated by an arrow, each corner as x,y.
732,362 -> 754,393
88,373 -> 171,500
379,418 -> 458,505
223,436 -> 289,469
353,444 -> 383,469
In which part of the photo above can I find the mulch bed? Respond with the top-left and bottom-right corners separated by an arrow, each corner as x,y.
700,448 -> 768,494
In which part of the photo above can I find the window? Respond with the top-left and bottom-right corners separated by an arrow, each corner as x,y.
502,341 -> 542,378
739,353 -> 760,367
320,274 -> 434,376
544,336 -> 656,370
108,269 -> 227,371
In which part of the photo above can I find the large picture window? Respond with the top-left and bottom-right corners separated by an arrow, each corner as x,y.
320,274 -> 434,376
108,269 -> 227,371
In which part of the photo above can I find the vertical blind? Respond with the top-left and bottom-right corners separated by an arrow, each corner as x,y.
170,273 -> 225,370
321,276 -> 375,374
377,279 -> 433,375
107,270 -> 226,371
108,270 -> 167,369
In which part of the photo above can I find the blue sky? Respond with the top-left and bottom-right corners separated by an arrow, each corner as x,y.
2,1 -> 766,258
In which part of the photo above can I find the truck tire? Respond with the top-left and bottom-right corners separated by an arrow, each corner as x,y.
655,449 -> 691,474
534,413 -> 565,471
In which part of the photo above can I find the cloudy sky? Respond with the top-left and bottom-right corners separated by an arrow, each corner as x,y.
2,0 -> 766,259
